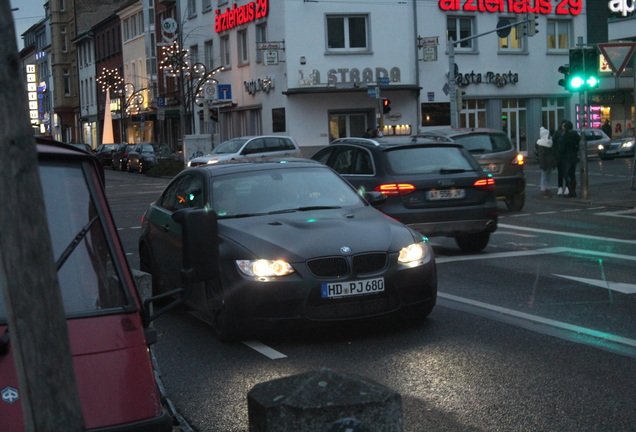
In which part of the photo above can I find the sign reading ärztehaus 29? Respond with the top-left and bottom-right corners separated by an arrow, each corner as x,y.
439,0 -> 582,15
215,0 -> 269,33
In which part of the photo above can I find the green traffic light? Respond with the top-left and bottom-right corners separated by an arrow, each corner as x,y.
586,76 -> 599,88
569,76 -> 585,89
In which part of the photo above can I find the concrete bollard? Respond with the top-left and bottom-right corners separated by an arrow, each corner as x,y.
247,368 -> 403,432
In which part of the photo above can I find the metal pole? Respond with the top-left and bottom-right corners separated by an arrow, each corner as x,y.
632,52 -> 636,189
449,39 -> 457,128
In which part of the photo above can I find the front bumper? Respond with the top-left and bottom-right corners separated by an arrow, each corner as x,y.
218,250 -> 437,330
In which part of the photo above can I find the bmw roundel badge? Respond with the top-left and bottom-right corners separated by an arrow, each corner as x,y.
340,246 -> 351,254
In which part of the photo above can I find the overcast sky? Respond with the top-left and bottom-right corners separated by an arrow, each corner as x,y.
11,0 -> 46,50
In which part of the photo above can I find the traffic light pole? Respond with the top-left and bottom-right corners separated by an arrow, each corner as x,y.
576,38 -> 589,200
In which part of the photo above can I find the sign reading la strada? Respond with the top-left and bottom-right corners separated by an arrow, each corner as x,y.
298,67 -> 402,87
215,0 -> 268,33
439,0 -> 582,15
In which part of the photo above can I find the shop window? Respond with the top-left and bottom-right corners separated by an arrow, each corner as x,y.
326,15 -> 369,52
447,17 -> 474,50
547,20 -> 570,51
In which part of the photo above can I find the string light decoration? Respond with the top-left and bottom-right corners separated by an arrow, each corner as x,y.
118,83 -> 146,115
96,68 -> 124,92
159,41 -> 189,77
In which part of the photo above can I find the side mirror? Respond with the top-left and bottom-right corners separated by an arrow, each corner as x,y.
172,208 -> 220,284
363,191 -> 387,207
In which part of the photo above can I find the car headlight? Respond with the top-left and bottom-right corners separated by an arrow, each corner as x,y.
598,144 -> 605,150
398,241 -> 428,264
236,259 -> 295,277
621,140 -> 634,148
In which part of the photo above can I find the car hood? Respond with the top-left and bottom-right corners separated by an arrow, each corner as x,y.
218,207 -> 419,261
610,137 -> 634,145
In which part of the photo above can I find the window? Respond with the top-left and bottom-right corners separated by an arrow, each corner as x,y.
148,0 -> 155,26
256,24 -> 267,63
272,107 -> 285,133
190,45 -> 199,65
204,40 -> 214,69
63,69 -> 71,96
547,20 -> 570,51
238,30 -> 248,65
61,26 -> 68,52
188,0 -> 197,17
202,0 -> 212,11
59,0 -> 65,11
326,15 -> 368,52
498,18 -> 523,51
221,35 -> 230,68
447,17 -> 474,49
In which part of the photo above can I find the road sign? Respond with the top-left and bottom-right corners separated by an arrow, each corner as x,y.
367,87 -> 378,98
379,77 -> 390,86
597,42 -> 636,77
157,97 -> 166,108
204,84 -> 217,100
217,84 -> 232,100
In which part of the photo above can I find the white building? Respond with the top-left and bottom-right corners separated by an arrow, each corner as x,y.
167,0 -> 633,155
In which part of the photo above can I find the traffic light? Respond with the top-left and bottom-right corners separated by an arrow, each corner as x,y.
527,13 -> 539,37
210,107 -> 219,122
382,99 -> 391,114
558,65 -> 571,90
568,48 -> 585,90
568,48 -> 599,91
584,47 -> 599,89
456,90 -> 466,111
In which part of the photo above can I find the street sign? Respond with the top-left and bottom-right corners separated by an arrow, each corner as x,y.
442,83 -> 450,96
204,84 -> 217,100
423,46 -> 437,62
264,51 -> 279,65
367,87 -> 378,98
379,77 -> 390,86
157,96 -> 166,108
597,42 -> 636,77
256,41 -> 285,50
217,84 -> 232,100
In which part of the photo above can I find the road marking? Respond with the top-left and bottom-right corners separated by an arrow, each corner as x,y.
594,209 -> 636,219
493,231 -> 537,238
242,340 -> 287,359
554,274 -> 636,294
437,246 -> 636,264
438,293 -> 636,355
498,223 -> 636,245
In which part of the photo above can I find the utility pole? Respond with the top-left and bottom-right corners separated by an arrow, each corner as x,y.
0,6 -> 84,431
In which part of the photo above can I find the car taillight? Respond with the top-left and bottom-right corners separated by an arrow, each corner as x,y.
375,183 -> 416,196
511,154 -> 524,165
474,178 -> 496,190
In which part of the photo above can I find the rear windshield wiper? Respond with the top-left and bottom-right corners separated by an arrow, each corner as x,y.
55,215 -> 99,271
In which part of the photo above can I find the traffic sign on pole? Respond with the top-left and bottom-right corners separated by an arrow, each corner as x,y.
597,42 -> 636,77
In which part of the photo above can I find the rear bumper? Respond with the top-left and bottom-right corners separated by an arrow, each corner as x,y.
494,175 -> 525,198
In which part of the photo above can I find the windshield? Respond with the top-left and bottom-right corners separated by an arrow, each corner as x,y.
386,146 -> 478,175
212,139 -> 248,155
452,133 -> 512,153
619,128 -> 635,139
211,166 -> 363,217
0,160 -> 130,323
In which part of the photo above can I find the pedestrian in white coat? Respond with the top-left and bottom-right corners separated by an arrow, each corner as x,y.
536,126 -> 557,198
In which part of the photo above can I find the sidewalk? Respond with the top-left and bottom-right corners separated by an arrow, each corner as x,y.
523,160 -> 636,209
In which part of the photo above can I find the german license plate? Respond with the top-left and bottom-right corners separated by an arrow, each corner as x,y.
321,278 -> 385,298
426,189 -> 465,200
481,163 -> 501,173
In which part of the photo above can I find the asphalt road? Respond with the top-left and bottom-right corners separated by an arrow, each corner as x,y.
104,156 -> 636,432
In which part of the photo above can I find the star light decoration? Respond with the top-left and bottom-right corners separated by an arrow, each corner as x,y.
159,41 -> 189,77
96,68 -> 124,92
119,83 -> 146,115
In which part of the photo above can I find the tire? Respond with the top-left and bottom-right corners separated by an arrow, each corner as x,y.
455,231 -> 490,252
504,192 -> 525,212
206,281 -> 240,342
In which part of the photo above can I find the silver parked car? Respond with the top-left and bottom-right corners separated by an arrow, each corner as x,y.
598,128 -> 635,160
187,135 -> 302,167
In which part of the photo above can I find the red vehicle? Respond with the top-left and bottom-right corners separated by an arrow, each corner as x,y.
0,137 -> 217,431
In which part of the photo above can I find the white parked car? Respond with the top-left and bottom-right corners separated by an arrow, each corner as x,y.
187,135 -> 302,167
